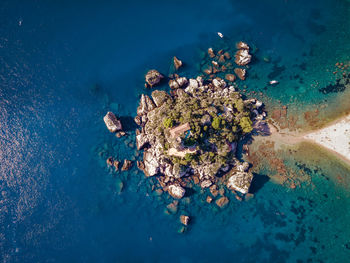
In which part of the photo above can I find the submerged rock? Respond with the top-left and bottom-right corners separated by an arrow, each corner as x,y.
103,112 -> 123,133
168,184 -> 185,199
216,196 -> 229,208
145,69 -> 163,87
225,74 -> 236,82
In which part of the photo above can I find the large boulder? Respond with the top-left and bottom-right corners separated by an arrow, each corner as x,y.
234,68 -> 246,80
216,196 -> 229,208
145,69 -> 163,87
151,90 -> 171,107
103,112 -> 123,132
227,171 -> 253,194
235,49 -> 252,66
143,151 -> 160,177
168,184 -> 185,199
136,134 -> 154,150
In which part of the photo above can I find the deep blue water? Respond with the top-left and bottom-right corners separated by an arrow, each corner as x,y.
1,0 -> 350,262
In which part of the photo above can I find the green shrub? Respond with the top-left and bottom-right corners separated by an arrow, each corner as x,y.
239,116 -> 253,133
163,117 -> 174,128
211,116 -> 221,130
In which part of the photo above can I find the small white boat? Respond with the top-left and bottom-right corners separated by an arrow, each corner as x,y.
269,80 -> 279,85
217,32 -> 224,38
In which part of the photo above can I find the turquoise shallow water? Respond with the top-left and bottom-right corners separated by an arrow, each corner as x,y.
0,0 -> 350,262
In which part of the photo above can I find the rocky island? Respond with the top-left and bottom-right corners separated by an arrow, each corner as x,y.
133,42 -> 266,201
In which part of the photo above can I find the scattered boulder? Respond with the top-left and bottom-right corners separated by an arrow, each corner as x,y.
234,68 -> 246,80
216,196 -> 229,208
121,160 -> 132,171
134,116 -> 142,126
180,215 -> 190,226
200,180 -> 212,188
206,196 -> 213,203
116,131 -> 126,138
225,74 -> 236,82
235,49 -> 252,66
173,56 -> 183,70
212,77 -> 226,89
103,112 -> 123,133
145,69 -> 163,87
224,52 -> 231,60
168,184 -> 185,199
169,77 -> 188,89
208,48 -> 215,58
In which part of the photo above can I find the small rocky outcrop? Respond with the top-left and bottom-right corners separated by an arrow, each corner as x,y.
235,49 -> 252,66
173,56 -> 183,70
180,215 -> 190,225
103,112 -> 123,133
168,184 -> 185,199
145,69 -> 163,87
234,68 -> 246,80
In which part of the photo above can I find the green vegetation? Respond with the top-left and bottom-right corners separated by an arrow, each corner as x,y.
144,83 -> 257,176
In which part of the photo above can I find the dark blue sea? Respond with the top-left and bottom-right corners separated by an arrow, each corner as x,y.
1,0 -> 350,262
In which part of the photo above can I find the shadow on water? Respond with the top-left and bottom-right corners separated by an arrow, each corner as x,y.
119,116 -> 138,132
249,173 -> 270,194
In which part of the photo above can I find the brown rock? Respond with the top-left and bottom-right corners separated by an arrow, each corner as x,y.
210,185 -> 218,197
221,65 -> 227,72
116,131 -> 126,138
234,68 -> 246,80
216,196 -> 229,208
208,48 -> 215,58
203,66 -> 212,75
145,69 -> 163,87
173,56 -> 183,70
245,193 -> 254,201
206,196 -> 213,203
134,116 -> 142,126
180,215 -> 190,226
236,41 -> 249,50
219,188 -> 225,196
193,176 -> 200,185
217,49 -> 224,55
225,74 -> 236,82
224,52 -> 231,60
106,157 -> 113,166
121,159 -> 132,171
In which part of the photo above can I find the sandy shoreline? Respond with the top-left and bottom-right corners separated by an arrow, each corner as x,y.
258,114 -> 350,165
303,114 -> 350,164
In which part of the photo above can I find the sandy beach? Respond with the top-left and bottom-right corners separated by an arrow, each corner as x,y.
303,115 -> 350,163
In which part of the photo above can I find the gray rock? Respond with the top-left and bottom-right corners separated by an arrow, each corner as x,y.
227,170 -> 253,194
145,69 -> 163,87
137,94 -> 156,116
103,112 -> 123,132
143,151 -> 160,177
173,56 -> 183,70
168,184 -> 185,199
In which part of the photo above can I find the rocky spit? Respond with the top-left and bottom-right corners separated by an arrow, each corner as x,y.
103,42 -> 266,227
